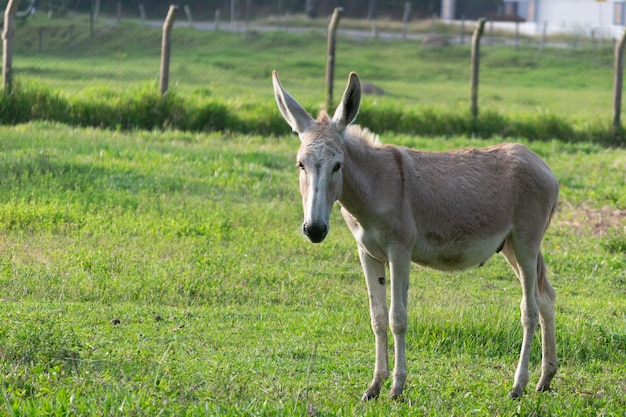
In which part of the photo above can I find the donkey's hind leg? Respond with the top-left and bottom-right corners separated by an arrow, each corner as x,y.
501,241 -> 539,399
535,252 -> 557,393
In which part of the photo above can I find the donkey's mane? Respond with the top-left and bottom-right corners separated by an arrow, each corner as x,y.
347,124 -> 382,147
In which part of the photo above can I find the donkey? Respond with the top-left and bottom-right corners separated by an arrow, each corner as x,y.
272,70 -> 559,400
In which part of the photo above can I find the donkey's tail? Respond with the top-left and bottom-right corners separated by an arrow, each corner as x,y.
538,194 -> 557,299
537,252 -> 555,299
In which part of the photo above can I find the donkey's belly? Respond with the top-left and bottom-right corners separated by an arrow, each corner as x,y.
412,232 -> 508,271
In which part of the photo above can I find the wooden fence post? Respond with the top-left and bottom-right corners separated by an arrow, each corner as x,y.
325,7 -> 342,111
160,5 -> 178,96
215,9 -> 221,30
612,28 -> 626,131
401,2 -> 411,41
184,5 -> 193,27
371,18 -> 378,39
2,0 -> 20,95
470,18 -> 486,119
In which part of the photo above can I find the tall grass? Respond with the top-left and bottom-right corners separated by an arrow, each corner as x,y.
0,78 -> 620,144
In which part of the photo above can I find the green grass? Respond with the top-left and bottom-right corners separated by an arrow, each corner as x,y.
5,15 -> 623,144
19,25 -> 613,119
0,122 -> 624,415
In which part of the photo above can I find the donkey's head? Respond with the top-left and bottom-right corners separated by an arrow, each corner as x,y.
272,71 -> 361,243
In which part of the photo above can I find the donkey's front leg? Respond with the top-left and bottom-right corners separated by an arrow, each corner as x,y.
358,246 -> 389,401
388,253 -> 411,399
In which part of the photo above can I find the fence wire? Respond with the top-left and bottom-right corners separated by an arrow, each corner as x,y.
8,3 -> 621,127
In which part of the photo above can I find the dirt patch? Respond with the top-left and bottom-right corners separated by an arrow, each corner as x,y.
555,203 -> 626,237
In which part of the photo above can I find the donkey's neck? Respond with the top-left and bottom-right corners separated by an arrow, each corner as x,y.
338,134 -> 388,222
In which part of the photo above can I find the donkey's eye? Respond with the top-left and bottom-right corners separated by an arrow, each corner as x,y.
332,163 -> 342,173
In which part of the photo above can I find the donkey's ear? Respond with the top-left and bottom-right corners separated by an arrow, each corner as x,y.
332,72 -> 361,132
272,71 -> 315,136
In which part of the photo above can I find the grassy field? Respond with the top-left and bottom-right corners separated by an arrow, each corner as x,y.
10,15 -> 616,125
0,122 -> 624,415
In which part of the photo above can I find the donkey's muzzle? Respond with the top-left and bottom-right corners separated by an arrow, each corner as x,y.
303,222 -> 328,243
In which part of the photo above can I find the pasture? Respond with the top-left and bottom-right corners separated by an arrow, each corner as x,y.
0,122 -> 624,415
5,16 -> 621,143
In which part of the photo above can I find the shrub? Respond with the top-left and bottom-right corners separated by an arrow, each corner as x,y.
186,99 -> 231,132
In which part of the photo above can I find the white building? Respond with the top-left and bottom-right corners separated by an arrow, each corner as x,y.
442,0 -> 626,37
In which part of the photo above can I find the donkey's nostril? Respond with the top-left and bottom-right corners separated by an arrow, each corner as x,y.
303,222 -> 328,243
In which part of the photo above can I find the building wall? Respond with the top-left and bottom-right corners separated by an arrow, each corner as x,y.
441,0 -> 501,20
536,0 -> 615,29
444,0 -> 625,37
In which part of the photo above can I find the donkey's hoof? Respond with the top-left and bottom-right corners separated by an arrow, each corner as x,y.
508,389 -> 523,400
536,383 -> 552,393
361,391 -> 379,401
389,387 -> 403,400
361,380 -> 384,401
361,386 -> 380,401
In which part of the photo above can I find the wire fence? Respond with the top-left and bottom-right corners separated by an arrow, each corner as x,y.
6,2 -> 625,130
